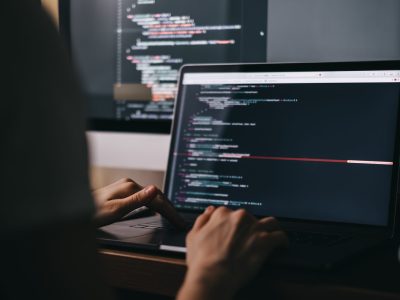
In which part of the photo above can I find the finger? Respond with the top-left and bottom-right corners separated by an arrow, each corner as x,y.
146,191 -> 187,230
229,209 -> 257,238
192,206 -> 216,231
245,230 -> 288,269
255,217 -> 281,232
256,231 -> 289,255
108,181 -> 142,199
95,178 -> 136,193
93,178 -> 141,200
109,177 -> 136,187
102,182 -> 141,200
113,185 -> 158,217
209,206 -> 231,220
231,209 -> 257,225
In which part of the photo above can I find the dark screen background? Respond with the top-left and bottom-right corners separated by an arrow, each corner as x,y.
168,81 -> 400,226
69,0 -> 268,122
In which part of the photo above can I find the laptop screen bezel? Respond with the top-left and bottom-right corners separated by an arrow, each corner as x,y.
164,60 -> 400,235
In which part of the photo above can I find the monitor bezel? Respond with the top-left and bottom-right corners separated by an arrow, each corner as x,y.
164,60 -> 400,235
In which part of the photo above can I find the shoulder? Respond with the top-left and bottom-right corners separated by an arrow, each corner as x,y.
0,0 -> 94,236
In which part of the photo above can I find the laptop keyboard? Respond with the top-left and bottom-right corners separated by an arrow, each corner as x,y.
286,231 -> 351,246
131,221 -> 351,246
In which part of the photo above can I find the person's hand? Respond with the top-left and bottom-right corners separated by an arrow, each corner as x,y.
178,206 -> 288,300
92,178 -> 186,228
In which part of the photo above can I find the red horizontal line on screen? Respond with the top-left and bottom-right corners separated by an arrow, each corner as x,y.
174,152 -> 393,166
243,156 -> 393,165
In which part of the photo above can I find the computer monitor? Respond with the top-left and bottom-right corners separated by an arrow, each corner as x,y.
59,0 -> 269,133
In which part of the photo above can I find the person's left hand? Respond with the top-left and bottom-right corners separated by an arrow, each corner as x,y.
92,178 -> 186,228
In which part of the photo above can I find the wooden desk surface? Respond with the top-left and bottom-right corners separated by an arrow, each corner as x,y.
99,248 -> 186,297
99,241 -> 400,300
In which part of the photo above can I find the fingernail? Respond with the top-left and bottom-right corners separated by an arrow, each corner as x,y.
205,206 -> 215,213
144,185 -> 156,194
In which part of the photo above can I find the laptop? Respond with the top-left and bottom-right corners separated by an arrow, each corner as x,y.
98,61 -> 400,269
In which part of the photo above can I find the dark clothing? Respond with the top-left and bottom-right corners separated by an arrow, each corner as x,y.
1,0 -> 94,236
0,2 -> 109,299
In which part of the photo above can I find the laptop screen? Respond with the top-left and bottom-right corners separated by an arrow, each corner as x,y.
166,66 -> 400,226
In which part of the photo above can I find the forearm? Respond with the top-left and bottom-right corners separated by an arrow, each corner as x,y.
177,269 -> 235,300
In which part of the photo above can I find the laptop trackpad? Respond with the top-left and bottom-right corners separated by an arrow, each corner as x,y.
97,224 -> 157,239
122,230 -> 186,248
122,231 -> 165,246
97,215 -> 164,239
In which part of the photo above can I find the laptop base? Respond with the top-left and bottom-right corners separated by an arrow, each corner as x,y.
97,214 -> 384,270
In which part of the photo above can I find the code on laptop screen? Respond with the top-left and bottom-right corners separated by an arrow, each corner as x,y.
167,70 -> 400,226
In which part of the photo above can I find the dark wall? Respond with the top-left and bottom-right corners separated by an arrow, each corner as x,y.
268,0 -> 400,62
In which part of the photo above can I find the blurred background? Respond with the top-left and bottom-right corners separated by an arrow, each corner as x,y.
41,0 -> 400,190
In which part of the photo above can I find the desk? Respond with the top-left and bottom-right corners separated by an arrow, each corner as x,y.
99,241 -> 400,300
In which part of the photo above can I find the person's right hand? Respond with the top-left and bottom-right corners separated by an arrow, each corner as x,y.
178,206 -> 288,300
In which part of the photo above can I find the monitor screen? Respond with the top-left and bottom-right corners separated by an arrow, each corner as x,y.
60,0 -> 268,132
167,66 -> 400,226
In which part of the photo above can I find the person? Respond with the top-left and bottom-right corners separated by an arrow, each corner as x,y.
1,1 -> 287,299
